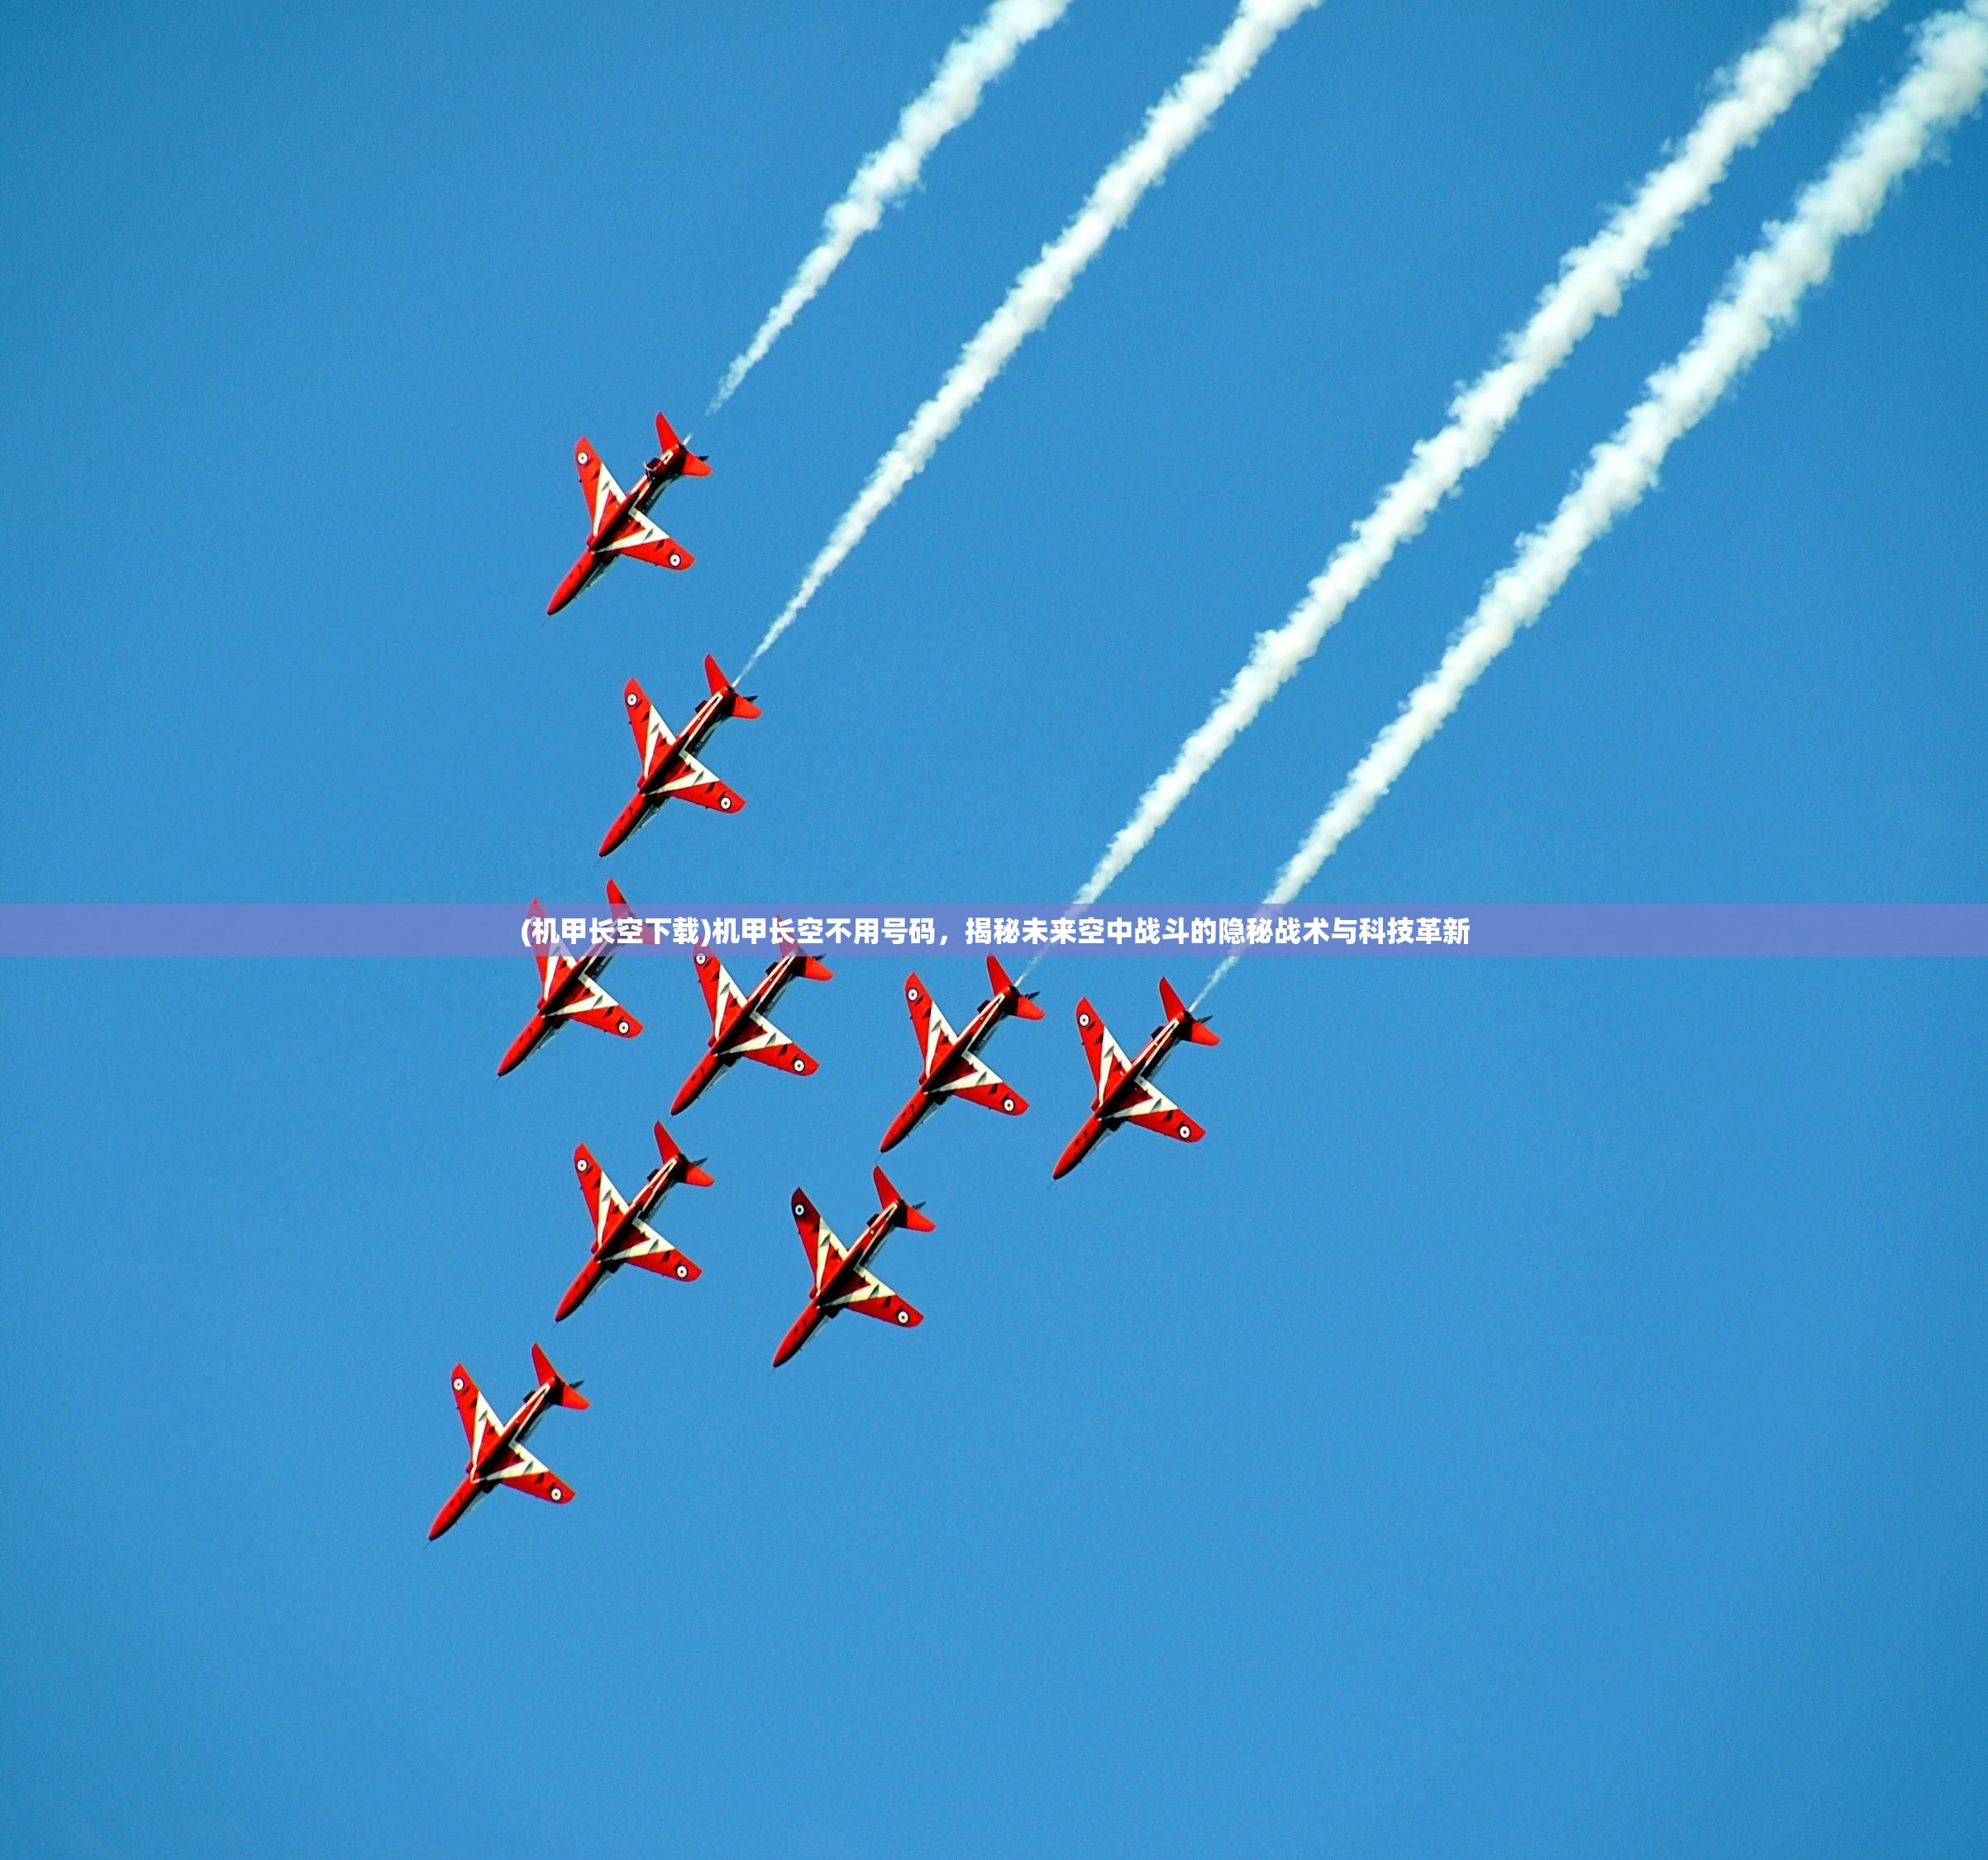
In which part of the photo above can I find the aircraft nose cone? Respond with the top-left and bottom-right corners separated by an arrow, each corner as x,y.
772,1308 -> 818,1367
1051,1131 -> 1090,1180
496,1031 -> 536,1077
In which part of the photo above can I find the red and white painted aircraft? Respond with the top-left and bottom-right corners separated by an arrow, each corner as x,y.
880,953 -> 1044,1152
598,656 -> 760,856
1051,976 -> 1220,1180
427,1343 -> 589,1540
498,880 -> 644,1076
670,941 -> 832,1115
555,1119 -> 712,1322
546,411 -> 708,615
773,1166 -> 936,1367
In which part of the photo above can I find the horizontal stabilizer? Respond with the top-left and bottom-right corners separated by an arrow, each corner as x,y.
656,411 -> 710,477
1159,976 -> 1219,1045
875,1165 -> 935,1232
653,1119 -> 713,1187
703,654 -> 760,718
988,953 -> 1044,1019
531,1342 -> 589,1409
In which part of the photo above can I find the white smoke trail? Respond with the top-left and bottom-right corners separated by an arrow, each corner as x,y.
709,0 -> 1074,414
1201,0 -> 1988,999
741,0 -> 1323,676
1075,0 -> 1887,906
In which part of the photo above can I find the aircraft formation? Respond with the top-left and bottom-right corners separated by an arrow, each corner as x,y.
431,412 -> 1221,1537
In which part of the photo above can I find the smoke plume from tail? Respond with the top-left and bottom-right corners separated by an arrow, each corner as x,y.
1200,2 -> 1988,999
710,0 -> 1074,413
1076,0 -> 1887,905
742,0 -> 1323,676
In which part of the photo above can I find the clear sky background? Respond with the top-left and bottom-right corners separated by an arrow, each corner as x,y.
2,2 -> 1985,1853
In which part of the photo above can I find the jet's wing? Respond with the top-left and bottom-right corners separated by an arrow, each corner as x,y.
558,975 -> 641,1039
693,947 -> 746,1038
946,1058 -> 1028,1118
1118,1081 -> 1205,1145
490,1444 -> 574,1505
603,507 -> 692,570
829,1265 -> 923,1328
651,745 -> 742,813
903,975 -> 956,1078
574,880 -> 639,985
790,1188 -> 849,1295
604,1217 -> 700,1281
575,439 -> 624,543
451,1366 -> 503,1458
528,898 -> 577,1002
728,1009 -> 818,1076
573,1145 -> 627,1241
624,678 -> 677,772
1074,999 -> 1132,1100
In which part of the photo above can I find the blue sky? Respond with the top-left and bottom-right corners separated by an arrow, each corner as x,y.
2,2 -> 1985,1853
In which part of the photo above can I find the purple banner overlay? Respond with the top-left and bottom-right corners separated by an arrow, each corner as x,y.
2,904 -> 1986,958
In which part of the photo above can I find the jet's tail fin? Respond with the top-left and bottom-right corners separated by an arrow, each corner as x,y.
875,1165 -> 937,1232
656,411 -> 711,476
653,1118 -> 715,1188
777,937 -> 833,982
531,1342 -> 590,1409
704,654 -> 761,719
1159,976 -> 1221,1045
988,953 -> 1045,1019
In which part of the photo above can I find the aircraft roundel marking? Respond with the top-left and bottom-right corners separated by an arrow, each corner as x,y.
794,1200 -> 806,1217
675,1263 -> 689,1278
626,692 -> 638,708
1178,1122 -> 1192,1137
908,986 -> 921,1002
578,451 -> 589,465
791,1057 -> 806,1072
1078,1012 -> 1092,1027
1002,1096 -> 1016,1112
895,1310 -> 910,1324
668,551 -> 683,567
452,1376 -> 465,1391
577,1157 -> 589,1172
719,797 -> 732,810
551,1486 -> 564,1501
617,1018 -> 631,1034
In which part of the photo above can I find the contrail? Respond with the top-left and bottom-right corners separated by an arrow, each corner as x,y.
1201,0 -> 1988,1001
709,0 -> 1075,414
741,0 -> 1324,676
1076,0 -> 1887,907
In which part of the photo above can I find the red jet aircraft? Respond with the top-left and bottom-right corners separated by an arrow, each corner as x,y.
773,1166 -> 936,1367
598,656 -> 760,856
555,1119 -> 712,1322
427,1343 -> 589,1540
547,411 -> 708,614
498,880 -> 644,1076
880,954 -> 1044,1152
1051,976 -> 1220,1180
670,941 -> 832,1115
